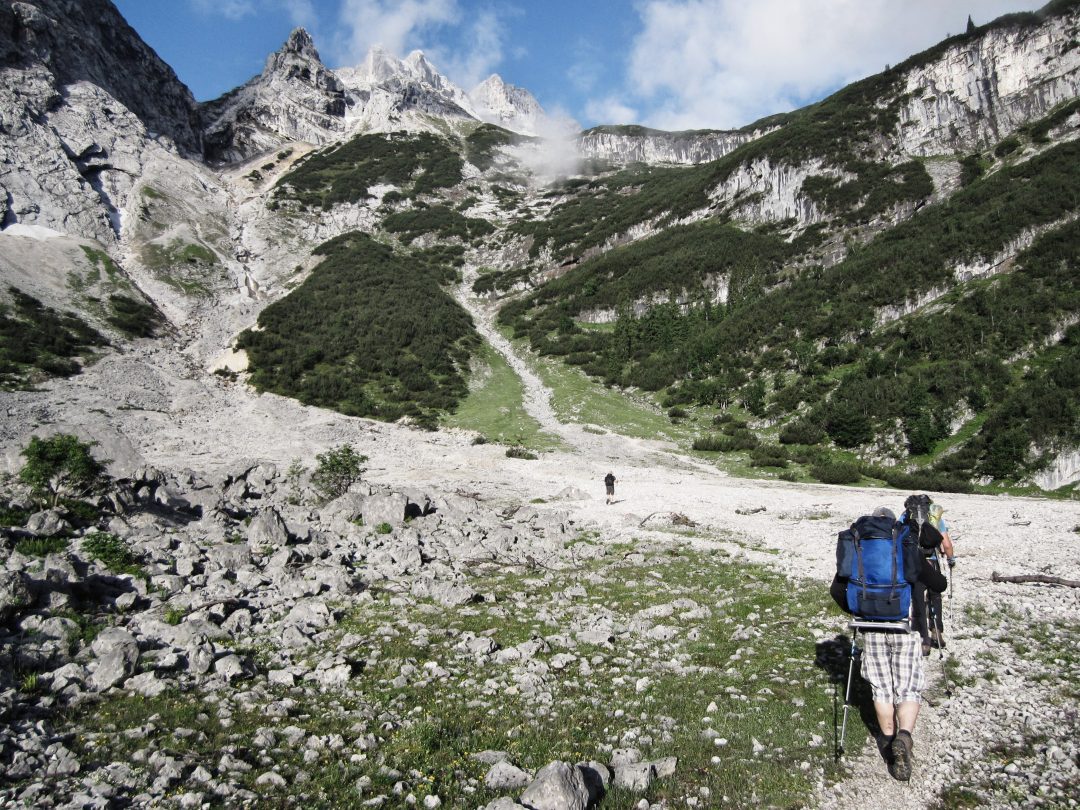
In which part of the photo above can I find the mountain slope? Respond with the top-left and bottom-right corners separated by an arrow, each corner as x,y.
3,0 -> 1080,493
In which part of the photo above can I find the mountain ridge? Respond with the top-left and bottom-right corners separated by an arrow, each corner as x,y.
2,0 -> 1080,492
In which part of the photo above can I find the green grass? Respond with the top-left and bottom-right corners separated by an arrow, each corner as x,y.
527,348 -> 690,445
69,541 -> 844,807
441,342 -> 560,450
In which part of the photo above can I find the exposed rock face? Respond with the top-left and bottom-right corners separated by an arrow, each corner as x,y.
0,0 -> 201,154
201,28 -> 347,164
577,126 -> 759,166
895,12 -> 1080,156
334,47 -> 477,136
469,74 -> 547,136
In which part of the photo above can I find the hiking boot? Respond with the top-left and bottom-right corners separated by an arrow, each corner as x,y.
888,731 -> 913,781
921,641 -> 931,657
931,628 -> 945,649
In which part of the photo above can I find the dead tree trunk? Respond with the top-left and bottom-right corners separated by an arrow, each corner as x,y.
991,572 -> 1080,588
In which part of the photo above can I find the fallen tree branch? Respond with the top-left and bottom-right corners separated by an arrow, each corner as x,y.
639,511 -> 697,528
991,571 -> 1080,588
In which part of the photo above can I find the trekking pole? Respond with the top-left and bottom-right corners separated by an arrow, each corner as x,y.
838,627 -> 859,760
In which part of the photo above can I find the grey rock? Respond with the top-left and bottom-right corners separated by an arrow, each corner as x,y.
472,750 -> 511,765
482,800 -> 522,810
213,654 -> 249,682
519,761 -> 588,810
255,771 -> 287,789
125,671 -> 168,697
411,577 -> 479,607
205,543 -> 253,572
613,762 -> 655,792
363,493 -> 408,528
484,760 -> 532,790
248,508 -> 290,549
90,627 -> 139,691
26,509 -> 71,537
0,571 -> 35,622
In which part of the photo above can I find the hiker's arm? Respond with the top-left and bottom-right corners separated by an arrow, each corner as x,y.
940,531 -> 954,559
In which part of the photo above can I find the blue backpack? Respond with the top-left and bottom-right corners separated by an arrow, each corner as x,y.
836,515 -> 911,621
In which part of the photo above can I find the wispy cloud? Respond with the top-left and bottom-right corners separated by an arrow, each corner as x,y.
190,0 -> 316,26
190,0 -> 256,20
332,0 -> 459,65
429,9 -> 508,89
329,0 -> 513,90
594,0 -> 1041,130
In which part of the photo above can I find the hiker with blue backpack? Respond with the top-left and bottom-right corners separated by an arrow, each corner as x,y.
831,503 -> 948,781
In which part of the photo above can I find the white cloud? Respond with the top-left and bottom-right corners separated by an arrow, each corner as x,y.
585,96 -> 640,126
332,0 -> 460,66
281,0 -> 317,27
428,9 -> 507,89
606,0 -> 1042,130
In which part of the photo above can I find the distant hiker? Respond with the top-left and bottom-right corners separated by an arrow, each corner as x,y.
902,495 -> 954,655
832,503 -> 947,781
604,472 -> 616,504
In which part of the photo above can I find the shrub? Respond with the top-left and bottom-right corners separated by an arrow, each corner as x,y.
81,532 -> 142,576
14,537 -> 68,557
375,522 -> 393,535
668,406 -> 688,419
506,446 -> 538,460
19,434 -> 108,507
810,460 -> 863,485
779,420 -> 826,445
311,444 -> 368,501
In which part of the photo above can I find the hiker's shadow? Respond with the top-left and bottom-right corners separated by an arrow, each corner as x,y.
815,634 -> 882,760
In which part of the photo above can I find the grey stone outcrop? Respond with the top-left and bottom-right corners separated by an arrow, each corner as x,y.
518,761 -> 588,810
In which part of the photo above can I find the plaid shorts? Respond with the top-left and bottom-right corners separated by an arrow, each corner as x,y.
860,629 -> 925,704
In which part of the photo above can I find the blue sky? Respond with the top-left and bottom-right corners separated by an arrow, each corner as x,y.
113,0 -> 1044,130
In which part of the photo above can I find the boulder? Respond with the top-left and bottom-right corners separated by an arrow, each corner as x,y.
26,509 -> 71,537
484,761 -> 532,790
362,493 -> 408,528
247,508 -> 289,549
90,628 -> 140,691
519,761 -> 588,810
0,571 -> 36,623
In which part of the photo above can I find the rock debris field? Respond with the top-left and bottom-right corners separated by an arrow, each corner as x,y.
1,340 -> 1080,809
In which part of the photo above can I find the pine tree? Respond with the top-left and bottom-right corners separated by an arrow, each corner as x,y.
966,15 -> 977,35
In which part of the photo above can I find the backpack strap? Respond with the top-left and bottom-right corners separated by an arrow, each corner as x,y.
889,524 -> 899,601
852,526 -> 866,605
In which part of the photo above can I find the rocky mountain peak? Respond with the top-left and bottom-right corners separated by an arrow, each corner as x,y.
200,26 -> 346,163
283,26 -> 317,57
468,73 -> 546,135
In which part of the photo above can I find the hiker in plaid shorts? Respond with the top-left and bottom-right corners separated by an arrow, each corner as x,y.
832,504 -> 947,782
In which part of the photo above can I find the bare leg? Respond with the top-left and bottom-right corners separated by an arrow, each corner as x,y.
896,700 -> 919,733
873,701 -> 896,736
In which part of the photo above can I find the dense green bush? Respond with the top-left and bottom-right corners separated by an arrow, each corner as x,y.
1,288 -> 107,387
19,434 -> 108,508
810,460 -> 862,485
238,233 -> 478,422
384,205 -> 494,244
311,444 -> 368,501
275,132 -> 463,209
107,294 -> 160,338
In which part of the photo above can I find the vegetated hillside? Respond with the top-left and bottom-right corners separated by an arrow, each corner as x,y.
236,1 -> 1079,490
500,105 -> 1080,490
237,233 -> 477,428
